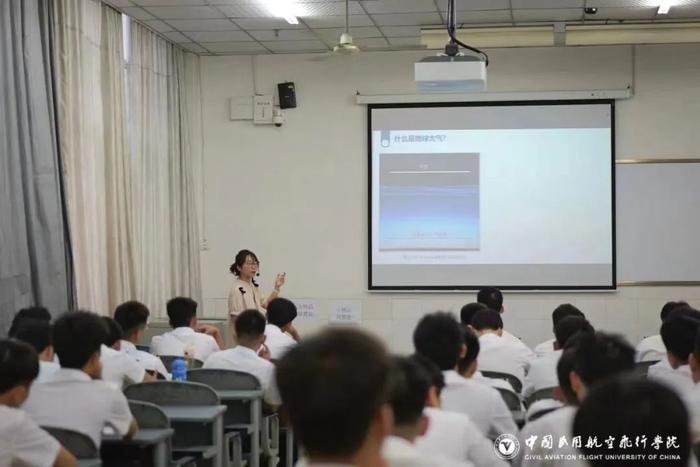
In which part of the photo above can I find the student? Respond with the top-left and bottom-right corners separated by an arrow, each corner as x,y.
22,311 -> 137,447
413,312 -> 517,439
533,304 -> 584,355
0,339 -> 77,467
636,300 -> 688,362
384,356 -> 472,467
276,328 -> 392,467
518,332 -> 635,467
456,326 -> 512,392
574,377 -> 690,466
458,302 -> 487,330
264,297 -> 299,359
8,306 -> 52,337
648,310 -> 700,397
100,317 -> 153,388
476,287 -> 531,350
413,354 -> 508,467
150,297 -> 221,361
113,301 -> 169,379
685,329 -> 700,441
203,309 -> 281,406
13,319 -> 60,383
522,316 -> 594,399
470,309 -> 533,388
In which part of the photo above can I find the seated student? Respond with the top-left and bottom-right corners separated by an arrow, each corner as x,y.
522,316 -> 594,399
113,301 -> 169,379
384,356 -> 473,467
456,326 -> 512,392
203,309 -> 281,406
518,332 -> 635,467
276,327 -> 392,467
648,309 -> 700,397
637,300 -> 689,362
413,354 -> 508,467
574,377 -> 690,467
22,311 -> 137,447
8,306 -> 52,337
150,297 -> 221,361
533,304 -> 584,356
459,302 -> 487,330
477,287 -> 532,351
413,312 -> 517,439
0,339 -> 77,467
264,297 -> 299,359
685,329 -> 700,441
13,319 -> 60,383
100,317 -> 153,388
471,309 -> 532,388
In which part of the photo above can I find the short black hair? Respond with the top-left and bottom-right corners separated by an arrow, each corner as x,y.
556,348 -> 578,405
276,328 -> 389,458
554,316 -> 594,348
457,327 -> 480,375
53,311 -> 109,369
574,376 -> 690,466
234,309 -> 266,339
13,320 -> 52,354
551,304 -> 584,326
661,300 -> 689,322
470,309 -> 503,331
660,312 -> 700,363
267,298 -> 297,328
411,353 -> 445,396
477,287 -> 503,311
413,312 -> 464,371
8,306 -> 51,337
102,317 -> 123,347
571,332 -> 635,388
389,356 -> 431,426
166,297 -> 198,328
0,339 -> 39,393
459,302 -> 487,327
114,301 -> 150,337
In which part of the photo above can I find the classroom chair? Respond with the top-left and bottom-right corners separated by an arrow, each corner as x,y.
495,386 -> 525,428
481,370 -> 523,393
159,355 -> 204,372
43,426 -> 99,461
634,360 -> 660,377
524,386 -> 558,408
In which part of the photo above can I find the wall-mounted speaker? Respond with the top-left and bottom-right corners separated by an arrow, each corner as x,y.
278,82 -> 297,109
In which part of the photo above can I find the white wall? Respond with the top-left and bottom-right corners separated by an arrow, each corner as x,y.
198,44 -> 700,353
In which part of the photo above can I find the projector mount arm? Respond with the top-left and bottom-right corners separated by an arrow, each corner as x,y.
445,0 -> 489,66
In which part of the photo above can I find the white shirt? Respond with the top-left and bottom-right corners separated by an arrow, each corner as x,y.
522,349 -> 562,399
22,368 -> 133,447
647,359 -> 695,397
534,338 -> 556,356
203,346 -> 281,405
477,333 -> 533,390
416,407 -> 508,467
36,360 -> 60,383
264,324 -> 296,359
441,370 -> 519,440
517,406 -> 582,467
101,344 -> 146,389
636,334 -> 666,362
0,405 -> 61,467
120,340 -> 170,379
150,327 -> 220,362
686,383 -> 700,442
383,435 -> 473,467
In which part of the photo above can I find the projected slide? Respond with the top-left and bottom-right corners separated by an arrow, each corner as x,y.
379,153 -> 480,251
368,102 -> 615,290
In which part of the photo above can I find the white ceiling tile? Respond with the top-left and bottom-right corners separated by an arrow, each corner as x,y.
298,1 -> 365,16
303,14 -> 374,28
132,0 -> 206,5
121,6 -> 155,20
261,40 -> 329,52
217,3 -> 276,17
362,0 -> 438,14
586,0 -> 657,6
370,12 -> 443,26
167,19 -> 239,31
162,31 -> 191,42
457,9 -> 513,23
387,36 -> 424,47
512,0 -> 583,7
663,5 -> 700,18
179,42 -> 209,54
200,42 -> 268,53
142,20 -> 174,32
314,26 -> 382,38
379,26 -> 421,37
436,0 -> 510,10
248,29 -> 319,41
586,7 -> 657,20
233,18 -> 306,29
142,6 -> 224,19
186,30 -> 255,42
355,37 -> 390,48
513,8 -> 584,22
104,0 -> 134,7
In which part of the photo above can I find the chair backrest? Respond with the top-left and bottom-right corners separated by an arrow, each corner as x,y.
42,426 -> 98,459
135,344 -> 150,352
525,386 -> 557,407
188,368 -> 262,390
495,387 -> 523,412
634,360 -> 660,377
128,400 -> 170,429
482,370 -> 523,393
159,355 -> 204,373
124,381 -> 219,406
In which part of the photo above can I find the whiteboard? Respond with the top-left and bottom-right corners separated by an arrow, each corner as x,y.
616,161 -> 700,283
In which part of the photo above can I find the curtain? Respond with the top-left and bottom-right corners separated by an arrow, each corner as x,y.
0,0 -> 74,332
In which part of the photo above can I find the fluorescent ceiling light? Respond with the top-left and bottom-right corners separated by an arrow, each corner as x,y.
263,0 -> 300,24
657,1 -> 673,14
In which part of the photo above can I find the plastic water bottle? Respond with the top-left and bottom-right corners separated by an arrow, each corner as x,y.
172,358 -> 187,381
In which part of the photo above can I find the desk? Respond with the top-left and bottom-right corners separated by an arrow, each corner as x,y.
102,428 -> 174,467
216,390 -> 264,467
161,405 -> 226,467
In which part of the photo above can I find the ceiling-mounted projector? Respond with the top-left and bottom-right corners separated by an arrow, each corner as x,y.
416,0 -> 489,93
